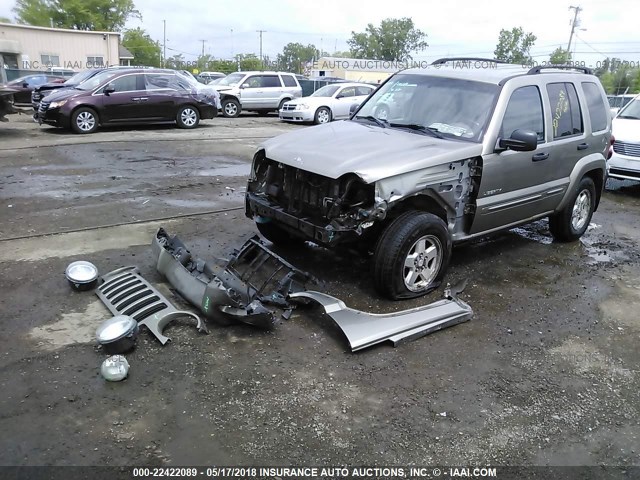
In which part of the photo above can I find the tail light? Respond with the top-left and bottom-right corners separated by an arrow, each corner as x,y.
607,134 -> 615,160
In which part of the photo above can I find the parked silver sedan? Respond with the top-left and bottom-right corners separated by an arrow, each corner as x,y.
279,83 -> 374,124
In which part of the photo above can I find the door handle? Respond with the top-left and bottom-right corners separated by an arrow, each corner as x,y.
532,152 -> 549,162
577,142 -> 589,150
138,97 -> 149,102
131,97 -> 140,101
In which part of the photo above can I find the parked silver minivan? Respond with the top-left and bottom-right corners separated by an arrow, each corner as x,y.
213,71 -> 302,117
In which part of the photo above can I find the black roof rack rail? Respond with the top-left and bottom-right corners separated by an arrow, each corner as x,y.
431,57 -> 510,65
527,64 -> 593,75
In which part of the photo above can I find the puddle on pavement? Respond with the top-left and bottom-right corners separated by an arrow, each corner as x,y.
580,236 -> 629,264
28,299 -> 109,351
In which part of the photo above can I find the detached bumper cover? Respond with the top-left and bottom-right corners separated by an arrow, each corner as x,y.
290,287 -> 472,352
152,228 -> 314,329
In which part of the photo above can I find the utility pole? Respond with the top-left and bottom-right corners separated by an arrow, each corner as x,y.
567,5 -> 582,56
256,30 -> 267,67
162,20 -> 166,68
200,39 -> 206,58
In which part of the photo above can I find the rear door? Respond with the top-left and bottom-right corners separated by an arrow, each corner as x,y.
100,73 -> 146,122
471,84 -> 553,233
332,86 -> 359,118
142,73 -> 180,120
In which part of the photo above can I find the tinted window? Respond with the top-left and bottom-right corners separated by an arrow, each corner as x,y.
261,75 -> 281,88
582,82 -> 608,132
145,74 -> 173,90
356,86 -> 373,96
501,86 -> 544,142
110,74 -> 139,92
281,75 -> 297,87
547,82 -> 583,138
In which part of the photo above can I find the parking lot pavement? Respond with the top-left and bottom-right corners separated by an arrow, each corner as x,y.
1,115 -> 639,466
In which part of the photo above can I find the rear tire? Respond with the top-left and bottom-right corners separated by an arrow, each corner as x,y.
549,176 -> 596,242
71,107 -> 99,134
373,211 -> 451,299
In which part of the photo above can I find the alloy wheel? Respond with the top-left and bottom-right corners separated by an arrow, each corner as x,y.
403,234 -> 443,292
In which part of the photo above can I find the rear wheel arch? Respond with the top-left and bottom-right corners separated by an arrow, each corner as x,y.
583,167 -> 605,211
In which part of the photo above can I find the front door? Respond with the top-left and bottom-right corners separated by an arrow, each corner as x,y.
101,73 -> 146,122
471,85 -> 553,233
240,74 -> 282,109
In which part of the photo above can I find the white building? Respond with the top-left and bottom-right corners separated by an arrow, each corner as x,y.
0,23 -> 131,82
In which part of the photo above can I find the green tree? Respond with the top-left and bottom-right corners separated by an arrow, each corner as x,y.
347,17 -> 428,61
165,53 -> 185,70
275,43 -> 318,74
196,53 -> 214,72
332,50 -> 351,58
210,59 -> 237,74
549,47 -> 571,64
494,27 -> 537,64
13,0 -> 140,31
122,27 -> 160,67
235,53 -> 263,71
0,16 -> 12,23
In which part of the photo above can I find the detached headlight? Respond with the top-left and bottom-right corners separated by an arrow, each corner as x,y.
49,100 -> 67,109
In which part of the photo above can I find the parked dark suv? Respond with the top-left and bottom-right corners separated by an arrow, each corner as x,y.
246,60 -> 613,299
37,68 -> 218,133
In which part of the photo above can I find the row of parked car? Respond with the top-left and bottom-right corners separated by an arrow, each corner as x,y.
15,66 -> 378,133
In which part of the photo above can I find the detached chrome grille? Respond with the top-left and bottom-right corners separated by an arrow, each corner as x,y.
613,141 -> 640,158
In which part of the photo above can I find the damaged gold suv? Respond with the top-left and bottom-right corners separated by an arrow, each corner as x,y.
245,58 -> 613,299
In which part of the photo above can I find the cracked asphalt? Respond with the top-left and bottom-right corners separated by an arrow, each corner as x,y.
0,114 -> 638,470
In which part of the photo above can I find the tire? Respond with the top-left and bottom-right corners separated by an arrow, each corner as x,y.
222,98 -> 241,118
176,105 -> 200,129
314,107 -> 332,125
373,211 -> 451,300
71,107 -> 99,134
549,176 -> 596,242
256,220 -> 301,246
278,98 -> 290,111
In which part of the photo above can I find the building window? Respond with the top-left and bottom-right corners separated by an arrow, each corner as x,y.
40,54 -> 60,67
87,56 -> 105,68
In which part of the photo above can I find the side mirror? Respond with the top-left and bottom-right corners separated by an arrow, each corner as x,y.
22,82 -> 29,88
349,102 -> 359,116
240,83 -> 249,89
103,84 -> 116,95
498,129 -> 538,152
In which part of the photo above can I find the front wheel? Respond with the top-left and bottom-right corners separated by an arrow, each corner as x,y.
222,98 -> 241,118
71,107 -> 99,134
314,107 -> 332,124
373,211 -> 451,300
176,105 -> 200,128
549,176 -> 596,242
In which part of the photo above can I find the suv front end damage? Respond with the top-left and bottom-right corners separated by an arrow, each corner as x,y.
246,151 -> 387,246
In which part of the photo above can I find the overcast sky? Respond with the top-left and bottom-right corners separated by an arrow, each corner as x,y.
2,0 -> 639,67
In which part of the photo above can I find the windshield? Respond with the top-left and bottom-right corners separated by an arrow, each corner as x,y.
64,69 -> 100,85
617,97 -> 640,119
74,70 -> 119,91
353,74 -> 499,142
217,73 -> 244,86
311,85 -> 340,97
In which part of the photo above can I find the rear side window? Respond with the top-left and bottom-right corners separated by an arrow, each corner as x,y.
582,82 -> 608,132
145,74 -> 173,90
501,86 -> 545,142
281,75 -> 297,87
546,82 -> 583,138
356,86 -> 373,96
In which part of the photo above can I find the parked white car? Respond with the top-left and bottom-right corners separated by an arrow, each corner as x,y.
608,94 -> 640,181
608,94 -> 635,117
279,83 -> 375,124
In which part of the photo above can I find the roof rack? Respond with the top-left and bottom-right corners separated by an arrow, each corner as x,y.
431,57 -> 510,65
527,65 -> 593,75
